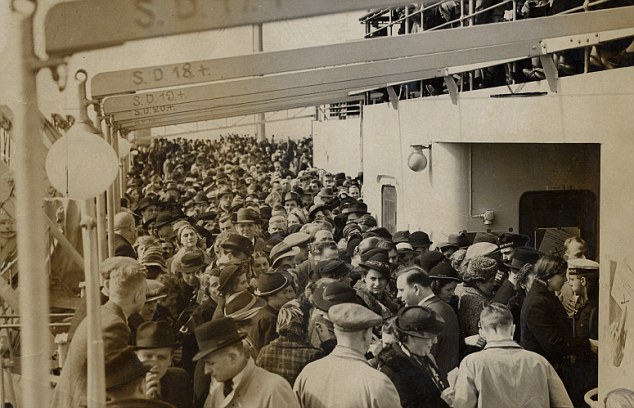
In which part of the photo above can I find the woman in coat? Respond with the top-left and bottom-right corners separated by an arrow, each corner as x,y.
520,254 -> 595,405
378,306 -> 450,408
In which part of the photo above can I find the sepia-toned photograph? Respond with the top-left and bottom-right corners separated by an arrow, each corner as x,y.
1,0 -> 633,407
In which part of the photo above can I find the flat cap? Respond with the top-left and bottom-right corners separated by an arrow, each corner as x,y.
328,303 -> 382,332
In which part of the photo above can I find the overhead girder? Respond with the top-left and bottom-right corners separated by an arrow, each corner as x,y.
118,94 -> 363,131
93,6 -> 634,98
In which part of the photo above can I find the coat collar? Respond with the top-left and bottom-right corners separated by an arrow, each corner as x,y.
483,339 -> 522,350
104,300 -> 126,320
331,345 -> 369,365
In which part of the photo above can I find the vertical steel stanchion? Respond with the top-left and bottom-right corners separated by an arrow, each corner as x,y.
111,132 -> 121,212
253,24 -> 266,141
96,192 -> 107,262
103,123 -> 116,258
13,5 -> 51,407
80,198 -> 106,408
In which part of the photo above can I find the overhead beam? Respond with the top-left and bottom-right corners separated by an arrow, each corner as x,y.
91,6 -> 634,97
45,0 -> 415,56
107,65 -> 439,121
102,7 -> 634,120
119,95 -> 363,131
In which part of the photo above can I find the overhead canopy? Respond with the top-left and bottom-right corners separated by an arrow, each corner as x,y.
98,6 -> 634,131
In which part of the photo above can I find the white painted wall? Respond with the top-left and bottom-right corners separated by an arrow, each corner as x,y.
362,67 -> 634,400
312,117 -> 362,176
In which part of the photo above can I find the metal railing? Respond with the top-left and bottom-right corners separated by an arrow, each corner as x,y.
317,101 -> 364,121
359,0 -> 629,102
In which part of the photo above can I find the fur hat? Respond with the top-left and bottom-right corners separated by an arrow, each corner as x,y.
463,256 -> 498,283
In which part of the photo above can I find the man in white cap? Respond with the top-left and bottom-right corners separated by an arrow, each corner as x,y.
294,303 -> 401,408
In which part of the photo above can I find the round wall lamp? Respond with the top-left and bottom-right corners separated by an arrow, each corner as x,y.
408,144 -> 432,172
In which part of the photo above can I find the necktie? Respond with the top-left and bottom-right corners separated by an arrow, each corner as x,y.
223,378 -> 234,397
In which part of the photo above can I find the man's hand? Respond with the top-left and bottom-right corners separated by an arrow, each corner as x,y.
145,370 -> 160,399
441,387 -> 455,406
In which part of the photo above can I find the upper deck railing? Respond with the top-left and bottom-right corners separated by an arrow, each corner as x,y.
356,0 -> 633,102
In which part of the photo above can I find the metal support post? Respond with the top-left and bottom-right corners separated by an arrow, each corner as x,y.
80,199 -> 106,408
13,5 -> 51,407
253,24 -> 266,141
103,122 -> 116,258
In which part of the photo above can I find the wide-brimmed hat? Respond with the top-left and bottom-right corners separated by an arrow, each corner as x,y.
359,250 -> 392,277
395,306 -> 445,338
235,207 -> 258,224
135,321 -> 179,349
409,231 -> 432,247
313,282 -> 364,312
176,251 -> 208,274
504,247 -> 542,270
192,318 -> 247,361
221,233 -> 254,256
105,346 -> 150,389
428,262 -> 461,282
257,271 -> 291,297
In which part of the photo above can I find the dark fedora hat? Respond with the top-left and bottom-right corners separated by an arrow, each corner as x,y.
105,346 -> 150,390
429,262 -> 462,282
409,231 -> 432,247
308,204 -> 330,221
313,281 -> 365,312
448,231 -> 471,248
343,201 -> 368,215
136,197 -> 156,214
135,321 -> 179,349
395,305 -> 445,338
218,263 -> 247,293
221,233 -> 254,256
192,318 -> 247,361
316,259 -> 353,279
419,250 -> 445,273
176,251 -> 208,274
282,191 -> 302,204
235,207 -> 259,224
504,246 -> 542,270
154,212 -> 174,228
317,187 -> 336,199
257,271 -> 291,297
359,250 -> 392,277
392,230 -> 410,244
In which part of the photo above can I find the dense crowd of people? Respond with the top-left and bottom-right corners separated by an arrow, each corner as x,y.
50,134 -> 616,408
